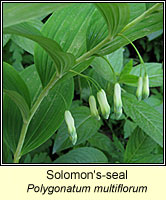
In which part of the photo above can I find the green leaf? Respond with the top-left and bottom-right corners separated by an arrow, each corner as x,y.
3,89 -> 30,122
128,3 -> 146,22
112,134 -> 124,153
95,3 -> 130,37
124,120 -> 137,139
88,132 -> 114,154
4,22 -> 76,86
133,154 -> 163,163
86,8 -> 107,51
99,3 -> 163,55
3,3 -> 72,28
147,29 -> 163,41
122,93 -> 163,147
3,140 -> 13,163
20,65 -> 42,105
91,57 -> 115,82
120,59 -> 133,77
130,63 -> 163,87
21,78 -> 74,155
106,48 -> 124,73
53,106 -> 101,153
3,34 -> 11,47
3,62 -> 31,106
124,127 -> 157,163
54,147 -> 108,163
34,4 -> 95,87
23,153 -> 51,163
11,19 -> 43,54
3,95 -> 22,153
119,74 -> 138,86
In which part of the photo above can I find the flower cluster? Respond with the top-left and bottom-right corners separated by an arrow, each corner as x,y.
64,73 -> 150,145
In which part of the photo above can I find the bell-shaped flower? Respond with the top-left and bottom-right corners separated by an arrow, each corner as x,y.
142,74 -> 150,99
114,83 -> 123,119
97,89 -> 110,119
64,110 -> 77,145
89,95 -> 100,120
136,76 -> 143,101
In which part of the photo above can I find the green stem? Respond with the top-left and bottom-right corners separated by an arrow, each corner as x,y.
120,3 -> 162,33
13,73 -> 59,163
118,33 -> 146,74
70,69 -> 101,91
76,36 -> 110,64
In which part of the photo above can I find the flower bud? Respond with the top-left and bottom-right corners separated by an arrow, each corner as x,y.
136,76 -> 143,101
114,83 -> 122,117
64,110 -> 77,145
142,74 -> 150,99
97,89 -> 110,119
89,95 -> 100,120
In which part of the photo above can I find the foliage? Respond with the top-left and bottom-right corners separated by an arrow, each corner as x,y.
3,3 -> 163,164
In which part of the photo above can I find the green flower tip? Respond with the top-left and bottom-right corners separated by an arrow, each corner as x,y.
89,95 -> 100,120
136,76 -> 143,101
114,83 -> 122,118
64,110 -> 77,145
142,75 -> 150,99
97,89 -> 110,119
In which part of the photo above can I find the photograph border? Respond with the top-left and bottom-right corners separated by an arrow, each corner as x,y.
1,0 -> 165,166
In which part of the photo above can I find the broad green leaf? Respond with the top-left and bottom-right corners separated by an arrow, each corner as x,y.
122,93 -> 163,147
9,41 -> 24,72
91,57 -> 115,82
99,3 -> 163,55
3,3 -> 72,28
53,106 -> 101,153
88,132 -> 114,154
23,153 -> 51,163
3,62 -> 31,106
133,154 -> 163,163
3,95 -> 22,153
20,65 -> 42,105
3,89 -> 30,122
86,3 -> 144,51
147,29 -> 163,41
120,59 -> 133,77
3,22 -> 76,87
34,4 -> 95,87
21,78 -> 74,155
112,134 -> 124,153
54,147 -> 108,163
146,3 -> 156,10
86,8 -> 107,51
11,19 -> 43,54
124,120 -> 137,139
128,3 -> 146,22
106,48 -> 124,73
3,34 -> 11,47
124,127 -> 157,163
119,74 -> 138,86
130,63 -> 163,87
95,3 -> 130,37
3,140 -> 13,163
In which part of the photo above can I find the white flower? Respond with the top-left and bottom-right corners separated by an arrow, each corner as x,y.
114,83 -> 123,119
97,89 -> 110,119
89,95 -> 100,120
142,74 -> 150,99
64,110 -> 77,145
136,76 -> 143,101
